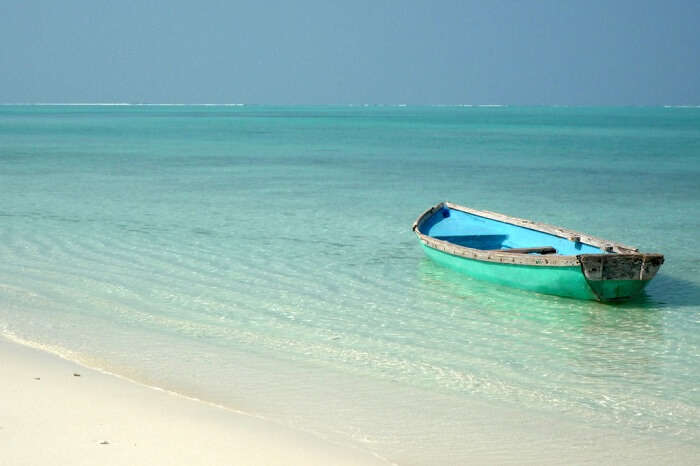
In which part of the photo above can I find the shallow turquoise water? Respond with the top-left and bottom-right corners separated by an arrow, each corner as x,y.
1,105 -> 699,463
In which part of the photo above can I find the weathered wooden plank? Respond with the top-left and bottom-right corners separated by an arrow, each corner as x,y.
640,254 -> 665,280
579,255 -> 604,280
579,254 -> 664,281
604,255 -> 643,280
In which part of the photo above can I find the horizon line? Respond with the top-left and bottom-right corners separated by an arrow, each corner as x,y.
1,103 -> 699,108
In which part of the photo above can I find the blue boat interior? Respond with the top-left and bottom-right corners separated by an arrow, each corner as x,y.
419,207 -> 605,255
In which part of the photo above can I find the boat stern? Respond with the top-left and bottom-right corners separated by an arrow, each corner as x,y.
578,253 -> 665,301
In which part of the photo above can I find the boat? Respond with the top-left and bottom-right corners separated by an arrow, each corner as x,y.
412,202 -> 664,301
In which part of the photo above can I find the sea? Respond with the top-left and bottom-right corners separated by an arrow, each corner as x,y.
1,105 -> 698,464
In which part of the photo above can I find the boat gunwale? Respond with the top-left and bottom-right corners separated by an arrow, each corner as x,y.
412,201 -> 655,268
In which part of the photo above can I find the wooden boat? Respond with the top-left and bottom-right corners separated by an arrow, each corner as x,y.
412,202 -> 664,301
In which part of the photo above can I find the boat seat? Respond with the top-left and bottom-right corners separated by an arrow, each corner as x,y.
492,246 -> 557,255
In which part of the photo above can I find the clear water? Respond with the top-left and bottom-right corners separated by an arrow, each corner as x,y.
1,105 -> 699,463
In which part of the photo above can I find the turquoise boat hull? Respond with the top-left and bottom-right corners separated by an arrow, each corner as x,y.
413,202 -> 663,302
422,244 -> 651,301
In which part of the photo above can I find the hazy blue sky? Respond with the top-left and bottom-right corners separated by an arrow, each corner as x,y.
1,0 -> 698,104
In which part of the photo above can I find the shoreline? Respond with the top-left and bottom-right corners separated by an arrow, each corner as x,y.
0,336 -> 390,466
3,335 -> 697,466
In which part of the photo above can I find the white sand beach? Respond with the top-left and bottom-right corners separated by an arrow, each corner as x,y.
3,335 -> 699,466
0,337 -> 389,466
